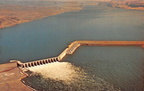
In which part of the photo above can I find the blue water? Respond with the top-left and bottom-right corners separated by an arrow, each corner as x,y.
0,5 -> 144,91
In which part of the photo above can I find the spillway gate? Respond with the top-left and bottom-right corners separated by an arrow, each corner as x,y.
18,57 -> 59,68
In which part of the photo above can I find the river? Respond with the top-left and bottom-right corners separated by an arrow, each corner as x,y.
0,5 -> 144,91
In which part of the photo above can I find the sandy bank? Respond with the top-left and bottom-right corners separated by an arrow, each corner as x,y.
0,2 -> 82,29
115,5 -> 144,10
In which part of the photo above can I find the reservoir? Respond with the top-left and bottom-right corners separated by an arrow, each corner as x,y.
0,5 -> 144,91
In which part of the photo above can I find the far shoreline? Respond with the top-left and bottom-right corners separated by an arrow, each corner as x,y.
115,6 -> 144,10
0,2 -> 82,29
0,10 -> 78,29
1,1 -> 144,30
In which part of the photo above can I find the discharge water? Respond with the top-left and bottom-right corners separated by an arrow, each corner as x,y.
25,62 -> 120,91
0,4 -> 144,91
28,62 -> 82,83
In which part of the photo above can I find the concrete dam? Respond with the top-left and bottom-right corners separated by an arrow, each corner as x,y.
18,41 -> 144,68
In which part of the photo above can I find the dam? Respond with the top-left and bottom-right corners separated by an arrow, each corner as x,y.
18,41 -> 144,68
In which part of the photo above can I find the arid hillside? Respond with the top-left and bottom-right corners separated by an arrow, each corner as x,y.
0,1 -> 82,28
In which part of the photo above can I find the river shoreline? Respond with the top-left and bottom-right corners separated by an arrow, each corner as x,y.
0,2 -> 82,29
114,5 -> 144,10
1,1 -> 143,29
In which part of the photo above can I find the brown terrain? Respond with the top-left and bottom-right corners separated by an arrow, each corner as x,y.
0,61 -> 33,91
0,2 -> 82,28
109,0 -> 144,10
